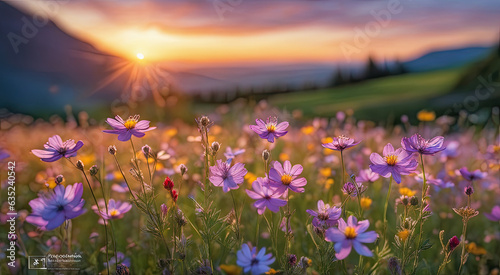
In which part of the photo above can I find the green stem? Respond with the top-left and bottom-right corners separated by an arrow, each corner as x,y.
112,155 -> 137,200
383,177 -> 393,241
230,190 -> 241,243
437,252 -> 450,275
130,139 -> 146,193
412,154 -> 427,272
457,218 -> 469,274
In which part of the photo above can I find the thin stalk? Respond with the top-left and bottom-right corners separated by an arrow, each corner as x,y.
383,177 -> 393,241
457,219 -> 468,275
230,191 -> 241,242
437,252 -> 450,275
412,154 -> 427,272
94,173 -> 118,272
65,220 -> 72,253
130,139 -> 146,192
112,155 -> 137,200
78,163 -> 110,275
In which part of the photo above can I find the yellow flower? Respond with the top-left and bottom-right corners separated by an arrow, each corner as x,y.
301,126 -> 315,135
279,153 -> 289,162
45,177 -> 57,189
266,268 -> 278,275
399,187 -> 416,197
319,167 -> 332,178
245,172 -> 257,186
397,229 -> 411,242
417,110 -> 436,122
360,197 -> 372,210
325,179 -> 334,189
219,264 -> 241,275
467,242 -> 487,255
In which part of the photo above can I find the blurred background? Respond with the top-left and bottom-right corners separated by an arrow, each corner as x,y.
0,0 -> 499,122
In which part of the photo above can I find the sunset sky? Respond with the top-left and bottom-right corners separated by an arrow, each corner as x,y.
8,0 -> 500,65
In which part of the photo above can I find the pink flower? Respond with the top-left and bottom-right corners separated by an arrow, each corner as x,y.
103,115 -> 156,141
306,200 -> 341,229
31,135 -> 83,162
269,160 -> 307,194
246,177 -> 287,215
322,136 -> 361,152
369,143 -> 418,184
325,216 -> 378,260
209,159 -> 247,193
249,116 -> 288,143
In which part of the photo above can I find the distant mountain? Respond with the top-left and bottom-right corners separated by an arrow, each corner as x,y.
403,46 -> 492,72
0,1 -> 125,115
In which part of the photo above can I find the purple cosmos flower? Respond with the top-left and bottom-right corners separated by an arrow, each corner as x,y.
103,115 -> 156,142
236,243 -> 275,275
26,183 -> 86,230
342,181 -> 364,197
92,199 -> 132,220
322,135 -> 361,152
0,148 -> 9,160
209,159 -> 247,193
357,168 -> 380,183
440,141 -> 460,162
401,134 -> 446,155
325,216 -> 378,260
306,200 -> 342,229
31,135 -> 84,162
485,205 -> 500,222
246,177 -> 287,215
459,167 -> 487,181
224,147 -> 246,162
104,252 -> 130,268
249,116 -> 289,143
111,182 -> 129,193
369,143 -> 418,184
269,160 -> 307,194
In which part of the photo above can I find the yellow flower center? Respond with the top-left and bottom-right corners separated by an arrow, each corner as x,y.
124,119 -> 137,129
360,197 -> 372,210
385,155 -> 398,166
109,209 -> 119,217
281,174 -> 293,185
397,229 -> 410,241
345,226 -> 357,239
266,124 -> 276,132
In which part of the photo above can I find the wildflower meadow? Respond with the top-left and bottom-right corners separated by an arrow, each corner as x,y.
1,105 -> 499,275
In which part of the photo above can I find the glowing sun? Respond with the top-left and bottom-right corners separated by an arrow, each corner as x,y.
136,53 -> 145,60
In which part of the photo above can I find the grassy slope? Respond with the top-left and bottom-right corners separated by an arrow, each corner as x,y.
267,68 -> 465,120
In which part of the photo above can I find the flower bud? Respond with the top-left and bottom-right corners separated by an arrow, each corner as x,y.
89,165 -> 99,176
108,145 -> 117,155
262,149 -> 271,162
179,164 -> 188,175
163,177 -> 174,190
171,189 -> 178,202
199,116 -> 210,127
116,264 -> 130,275
388,257 -> 402,275
342,182 -> 357,196
55,175 -> 64,184
464,185 -> 474,196
76,160 -> 84,171
142,145 -> 151,158
401,196 -> 409,206
211,142 -> 220,154
161,203 -> 168,216
448,236 -> 460,251
288,254 -> 297,266
410,196 -> 419,206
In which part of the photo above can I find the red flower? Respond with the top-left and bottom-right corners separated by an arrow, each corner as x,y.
171,189 -> 178,203
163,177 -> 174,190
448,236 -> 460,251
